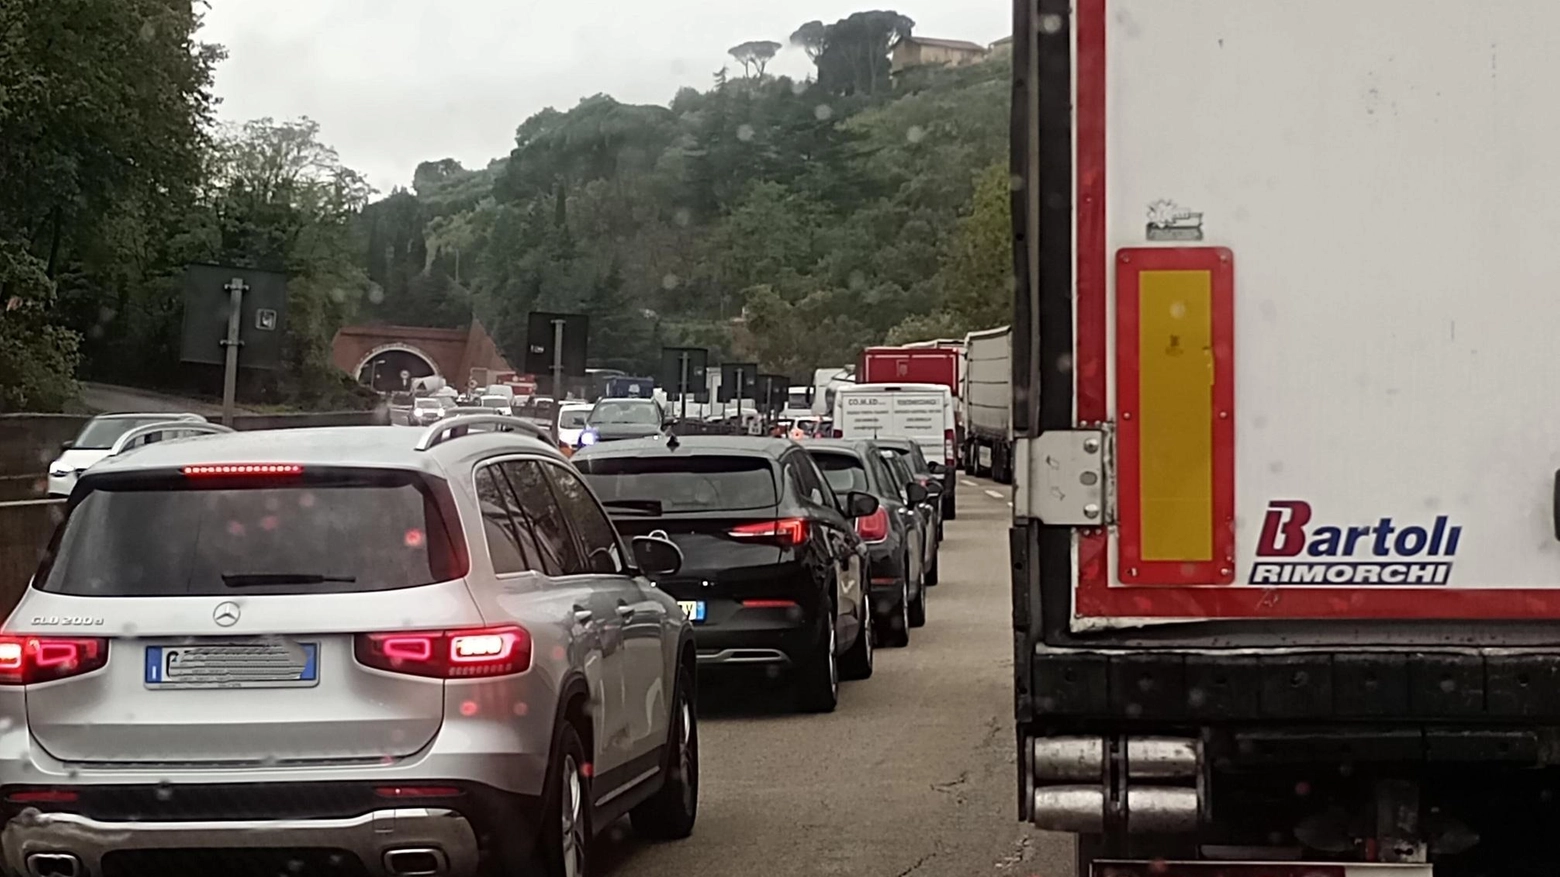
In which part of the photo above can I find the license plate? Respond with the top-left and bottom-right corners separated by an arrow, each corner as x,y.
677,601 -> 707,623
145,642 -> 319,689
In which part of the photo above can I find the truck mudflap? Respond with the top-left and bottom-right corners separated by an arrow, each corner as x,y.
1091,865 -> 1432,877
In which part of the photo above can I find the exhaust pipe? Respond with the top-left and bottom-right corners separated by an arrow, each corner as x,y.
383,847 -> 447,876
1031,785 -> 1199,834
1029,736 -> 1203,833
25,853 -> 81,877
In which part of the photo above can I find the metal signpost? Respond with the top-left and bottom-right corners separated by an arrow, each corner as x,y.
718,362 -> 758,431
524,312 -> 589,398
180,264 -> 288,426
659,347 -> 709,423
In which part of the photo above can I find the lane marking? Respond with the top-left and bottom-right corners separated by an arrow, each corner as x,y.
960,479 -> 978,488
984,489 -> 1005,500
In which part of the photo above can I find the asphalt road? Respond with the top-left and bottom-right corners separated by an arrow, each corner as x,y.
594,477 -> 1071,877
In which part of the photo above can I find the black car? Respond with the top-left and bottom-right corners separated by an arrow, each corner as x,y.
578,397 -> 670,446
875,438 -> 946,582
573,435 -> 879,713
806,439 -> 930,646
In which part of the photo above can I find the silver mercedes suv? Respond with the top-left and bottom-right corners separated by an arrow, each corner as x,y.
0,415 -> 698,877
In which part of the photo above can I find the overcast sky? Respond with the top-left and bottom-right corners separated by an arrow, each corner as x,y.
198,0 -> 1010,194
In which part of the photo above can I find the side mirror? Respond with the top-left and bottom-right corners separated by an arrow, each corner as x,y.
60,440 -> 75,451
631,536 -> 683,577
904,481 -> 930,504
922,479 -> 945,498
927,461 -> 948,476
844,490 -> 880,518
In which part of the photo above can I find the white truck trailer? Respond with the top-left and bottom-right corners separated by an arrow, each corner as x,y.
1011,2 -> 1560,875
961,326 -> 1013,484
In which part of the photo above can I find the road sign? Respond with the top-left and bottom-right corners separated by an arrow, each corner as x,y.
179,264 -> 287,370
658,348 -> 709,403
757,374 -> 790,415
718,363 -> 759,403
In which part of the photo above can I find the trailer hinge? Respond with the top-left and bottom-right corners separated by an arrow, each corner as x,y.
1014,427 -> 1110,526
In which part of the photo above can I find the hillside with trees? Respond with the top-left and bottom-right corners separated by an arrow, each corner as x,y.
0,2 -> 1012,411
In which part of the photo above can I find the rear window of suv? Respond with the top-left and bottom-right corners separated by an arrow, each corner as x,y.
574,455 -> 777,513
38,472 -> 461,596
809,451 -> 869,494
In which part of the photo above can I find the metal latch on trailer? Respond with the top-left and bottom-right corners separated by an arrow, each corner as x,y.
1014,429 -> 1108,526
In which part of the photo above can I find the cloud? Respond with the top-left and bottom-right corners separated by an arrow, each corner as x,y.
200,0 -> 1010,192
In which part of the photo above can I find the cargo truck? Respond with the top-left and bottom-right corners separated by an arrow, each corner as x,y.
961,326 -> 1013,484
859,346 -> 964,469
1010,2 -> 1560,875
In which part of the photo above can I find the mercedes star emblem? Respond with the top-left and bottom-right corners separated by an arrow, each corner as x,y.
213,601 -> 241,627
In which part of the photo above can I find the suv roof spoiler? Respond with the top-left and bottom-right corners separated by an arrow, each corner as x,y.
106,421 -> 235,458
415,414 -> 552,452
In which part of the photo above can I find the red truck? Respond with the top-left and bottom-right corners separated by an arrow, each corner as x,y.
857,346 -> 964,463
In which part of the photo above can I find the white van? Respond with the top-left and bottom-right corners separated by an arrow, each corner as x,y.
831,382 -> 956,468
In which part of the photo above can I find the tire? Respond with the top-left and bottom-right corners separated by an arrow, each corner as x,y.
879,577 -> 911,648
942,493 -> 957,521
925,550 -> 939,587
537,719 -> 591,877
794,612 -> 839,712
839,603 -> 874,680
908,576 -> 926,629
630,665 -> 698,840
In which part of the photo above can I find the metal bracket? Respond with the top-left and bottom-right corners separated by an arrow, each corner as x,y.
1018,430 -> 1107,526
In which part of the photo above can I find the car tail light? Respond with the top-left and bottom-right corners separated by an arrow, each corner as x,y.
740,599 -> 798,609
729,518 -> 809,547
375,786 -> 463,799
833,429 -> 843,438
855,507 -> 890,543
355,625 -> 530,679
4,789 -> 78,804
0,636 -> 109,685
183,464 -> 303,477
943,429 -> 956,465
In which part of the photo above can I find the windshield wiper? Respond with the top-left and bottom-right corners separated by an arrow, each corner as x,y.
221,573 -> 358,587
600,499 -> 664,516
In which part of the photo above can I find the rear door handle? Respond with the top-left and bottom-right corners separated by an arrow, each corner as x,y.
617,604 -> 636,619
573,606 -> 594,624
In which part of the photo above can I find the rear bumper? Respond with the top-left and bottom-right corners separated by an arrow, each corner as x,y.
865,547 -> 908,620
0,782 -> 541,877
4,807 -> 480,877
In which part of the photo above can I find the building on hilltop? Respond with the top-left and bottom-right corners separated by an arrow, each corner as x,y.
891,36 -> 989,73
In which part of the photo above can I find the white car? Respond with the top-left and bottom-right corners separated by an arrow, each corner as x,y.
478,395 -> 512,416
47,412 -> 208,497
555,402 -> 594,448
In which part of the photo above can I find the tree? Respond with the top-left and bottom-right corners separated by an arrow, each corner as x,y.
789,21 -> 829,61
728,40 -> 782,78
936,161 -> 1013,330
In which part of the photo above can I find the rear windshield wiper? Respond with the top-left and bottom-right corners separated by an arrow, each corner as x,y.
600,499 -> 664,516
221,573 -> 358,587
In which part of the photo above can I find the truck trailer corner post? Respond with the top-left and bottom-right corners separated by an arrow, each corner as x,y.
1012,0 -> 1560,873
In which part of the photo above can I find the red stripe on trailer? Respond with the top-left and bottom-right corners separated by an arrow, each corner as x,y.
1114,247 -> 1235,586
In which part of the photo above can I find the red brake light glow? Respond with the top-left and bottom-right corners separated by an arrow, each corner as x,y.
183,464 -> 304,477
729,518 -> 809,547
740,599 -> 798,609
855,507 -> 890,543
0,636 -> 109,685
355,626 -> 531,679
943,429 -> 956,465
5,789 -> 78,804
374,786 -> 463,799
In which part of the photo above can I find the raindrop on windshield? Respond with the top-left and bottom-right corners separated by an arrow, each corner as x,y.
814,104 -> 834,121
906,125 -> 926,144
736,124 -> 755,142
662,273 -> 681,291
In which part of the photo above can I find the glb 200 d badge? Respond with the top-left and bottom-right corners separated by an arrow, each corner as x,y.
1250,500 -> 1462,586
30,616 -> 105,626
